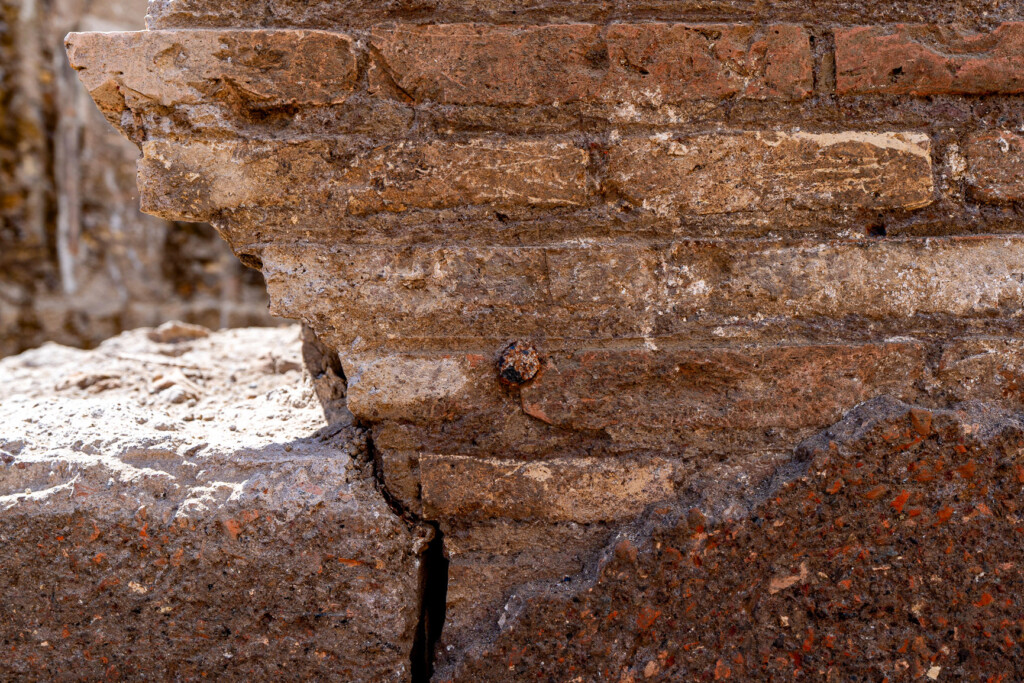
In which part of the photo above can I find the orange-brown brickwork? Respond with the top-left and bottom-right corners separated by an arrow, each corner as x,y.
19,1 -> 1024,679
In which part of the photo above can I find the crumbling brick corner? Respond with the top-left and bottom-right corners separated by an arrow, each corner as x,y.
26,0 -> 1024,679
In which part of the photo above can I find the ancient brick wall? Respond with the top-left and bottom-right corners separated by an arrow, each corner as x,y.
0,0 -> 273,358
61,1 -> 1024,679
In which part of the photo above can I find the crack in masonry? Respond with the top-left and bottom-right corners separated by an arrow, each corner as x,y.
365,430 -> 448,682
302,326 -> 446,678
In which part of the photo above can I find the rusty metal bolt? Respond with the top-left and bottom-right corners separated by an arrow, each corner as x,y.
497,341 -> 540,385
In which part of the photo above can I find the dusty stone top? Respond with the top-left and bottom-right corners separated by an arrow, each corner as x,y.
0,324 -> 431,681
0,324 -> 355,518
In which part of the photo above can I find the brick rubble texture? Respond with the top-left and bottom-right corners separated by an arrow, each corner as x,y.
52,0 -> 1024,679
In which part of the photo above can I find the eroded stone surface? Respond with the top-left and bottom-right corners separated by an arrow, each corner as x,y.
965,131 -> 1024,203
608,131 -> 934,214
257,236 -> 1023,354
371,23 -> 812,106
0,326 -> 429,681
136,138 -> 588,221
451,398 -> 1024,681
66,29 -> 358,117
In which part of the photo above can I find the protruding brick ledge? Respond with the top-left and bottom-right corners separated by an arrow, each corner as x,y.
65,30 -> 357,119
135,130 -> 934,223
261,235 -> 1022,352
353,335 -> 1024,467
837,23 -> 1024,95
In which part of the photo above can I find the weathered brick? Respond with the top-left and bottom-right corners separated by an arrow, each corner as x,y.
937,337 -> 1024,406
370,24 -> 603,106
339,341 -> 927,460
420,455 -> 686,522
519,341 -> 926,436
602,23 -> 812,102
261,235 -> 1023,352
138,138 -> 588,221
66,30 -> 357,120
345,139 -> 588,215
964,131 -> 1024,203
606,131 -> 934,214
345,355 -> 480,423
371,23 -> 813,106
138,140 -> 337,221
836,23 -> 1024,95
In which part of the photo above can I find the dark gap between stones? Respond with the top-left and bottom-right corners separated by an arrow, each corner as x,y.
365,430 -> 449,681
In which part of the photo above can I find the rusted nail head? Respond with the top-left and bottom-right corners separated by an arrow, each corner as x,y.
497,341 -> 540,385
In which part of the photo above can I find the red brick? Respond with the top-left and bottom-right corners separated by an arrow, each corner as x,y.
603,23 -> 812,103
371,23 -> 813,106
343,342 -> 927,434
937,337 -> 1024,406
964,131 -> 1024,203
419,455 -> 686,523
346,139 -> 588,215
836,23 -> 1024,95
66,29 -> 358,113
519,342 -> 926,435
370,24 -> 603,106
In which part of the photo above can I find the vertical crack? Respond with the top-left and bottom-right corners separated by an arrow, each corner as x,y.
410,520 -> 448,682
304,328 -> 448,680
365,430 -> 448,682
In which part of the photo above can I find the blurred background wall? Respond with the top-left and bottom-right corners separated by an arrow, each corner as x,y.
0,0 -> 274,357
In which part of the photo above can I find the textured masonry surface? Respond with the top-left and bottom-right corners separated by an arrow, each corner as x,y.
0,327 -> 430,681
51,1 -> 1024,679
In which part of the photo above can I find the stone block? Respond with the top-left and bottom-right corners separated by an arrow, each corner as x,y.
0,327 -> 430,681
